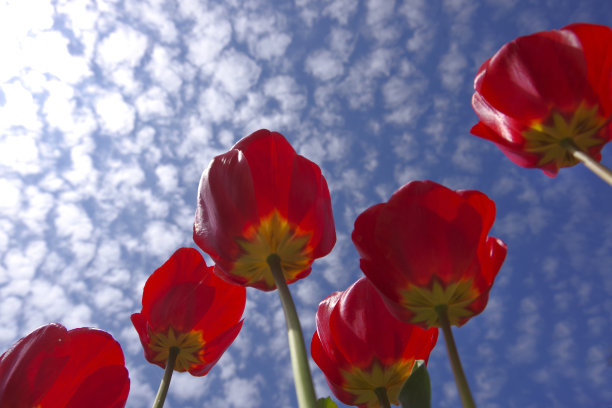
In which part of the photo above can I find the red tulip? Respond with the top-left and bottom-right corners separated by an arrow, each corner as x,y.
0,323 -> 129,408
471,23 -> 612,176
131,247 -> 246,376
352,180 -> 507,329
311,277 -> 438,408
193,129 -> 336,291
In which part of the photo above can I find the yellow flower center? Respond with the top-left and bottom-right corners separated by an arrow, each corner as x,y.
523,102 -> 608,168
399,279 -> 479,327
149,327 -> 205,372
233,211 -> 312,287
341,359 -> 417,407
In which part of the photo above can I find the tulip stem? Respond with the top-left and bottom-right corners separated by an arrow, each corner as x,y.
435,305 -> 476,408
268,254 -> 318,408
374,387 -> 392,408
563,140 -> 612,187
152,346 -> 178,408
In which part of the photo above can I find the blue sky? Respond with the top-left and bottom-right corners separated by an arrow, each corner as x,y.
1,0 -> 611,407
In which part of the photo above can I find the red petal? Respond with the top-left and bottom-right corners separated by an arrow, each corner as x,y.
142,248 -> 215,331
189,320 -> 244,377
40,328 -> 127,407
194,150 -> 258,262
565,23 -> 612,116
65,365 -> 129,408
0,324 -> 129,408
0,323 -> 68,407
476,29 -> 591,120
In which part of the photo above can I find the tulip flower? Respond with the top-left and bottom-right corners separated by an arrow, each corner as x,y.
311,277 -> 438,408
193,128 -> 335,291
131,247 -> 246,407
352,180 -> 507,408
471,23 -> 612,185
193,129 -> 335,407
0,323 -> 129,408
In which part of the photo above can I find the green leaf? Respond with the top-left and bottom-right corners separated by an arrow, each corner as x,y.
316,396 -> 338,408
399,361 -> 431,408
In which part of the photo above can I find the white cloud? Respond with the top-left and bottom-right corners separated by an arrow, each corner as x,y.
340,48 -> 393,109
97,24 -> 148,70
143,221 -> 184,257
4,240 -> 46,281
438,43 -> 468,91
186,9 -> 232,67
507,297 -> 540,363
56,0 -> 98,38
452,138 -> 483,173
329,27 -> 356,60
475,367 -> 506,402
295,279 -> 324,306
155,164 -> 179,193
366,0 -> 396,25
212,50 -> 261,99
64,143 -> 97,186
393,132 -> 419,162
442,0 -> 478,41
95,92 -> 136,134
0,178 -> 21,215
61,303 -> 94,329
24,280 -> 74,331
294,0 -> 319,27
0,133 -> 41,175
253,33 -> 292,61
169,372 -> 211,402
55,203 -> 93,241
93,285 -> 131,315
0,296 -> 21,343
305,49 -> 344,81
263,76 -> 307,112
223,376 -> 262,408
124,366 -> 157,408
23,31 -> 91,84
382,76 -> 412,107
323,0 -> 359,25
0,82 -> 41,133
135,86 -> 171,121
125,0 -> 179,42
200,87 -> 236,124
42,80 -> 97,145
147,46 -> 185,94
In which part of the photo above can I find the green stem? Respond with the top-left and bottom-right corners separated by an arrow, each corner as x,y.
562,140 -> 612,187
267,254 -> 317,408
374,387 -> 392,408
435,305 -> 476,408
152,346 -> 179,408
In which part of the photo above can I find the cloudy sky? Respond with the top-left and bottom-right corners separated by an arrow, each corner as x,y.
1,0 -> 612,407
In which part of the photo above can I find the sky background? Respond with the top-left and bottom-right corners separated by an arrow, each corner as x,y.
1,0 -> 612,407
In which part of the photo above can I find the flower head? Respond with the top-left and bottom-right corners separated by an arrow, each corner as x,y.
311,277 -> 438,408
0,323 -> 130,408
471,23 -> 612,176
352,180 -> 507,329
193,129 -> 336,291
131,247 -> 246,376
